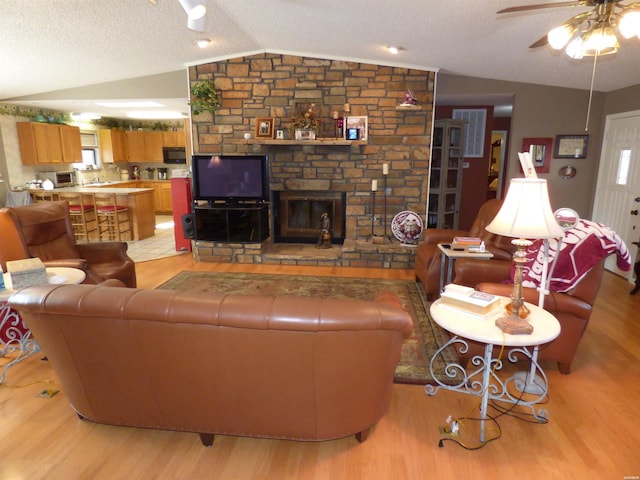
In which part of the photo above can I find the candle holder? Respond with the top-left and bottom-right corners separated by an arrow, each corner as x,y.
371,189 -> 377,239
383,174 -> 389,242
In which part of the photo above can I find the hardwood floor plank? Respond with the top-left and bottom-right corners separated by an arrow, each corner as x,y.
1,256 -> 638,479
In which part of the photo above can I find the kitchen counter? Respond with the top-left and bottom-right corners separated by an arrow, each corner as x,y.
30,185 -> 156,241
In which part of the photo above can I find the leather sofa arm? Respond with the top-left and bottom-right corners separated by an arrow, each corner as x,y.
454,258 -> 512,287
77,242 -> 130,263
43,258 -> 89,271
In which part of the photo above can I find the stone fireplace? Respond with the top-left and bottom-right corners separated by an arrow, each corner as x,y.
189,53 -> 435,268
273,190 -> 346,244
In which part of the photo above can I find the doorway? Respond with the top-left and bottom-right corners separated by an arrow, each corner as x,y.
592,110 -> 640,282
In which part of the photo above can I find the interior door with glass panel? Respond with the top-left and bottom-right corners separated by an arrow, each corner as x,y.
592,111 -> 640,281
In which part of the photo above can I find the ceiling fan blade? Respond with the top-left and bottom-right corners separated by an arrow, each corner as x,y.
529,35 -> 550,48
497,1 -> 594,14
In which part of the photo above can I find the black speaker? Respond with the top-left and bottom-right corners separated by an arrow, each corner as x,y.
181,213 -> 196,239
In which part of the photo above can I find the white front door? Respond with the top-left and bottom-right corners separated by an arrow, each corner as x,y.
592,111 -> 640,281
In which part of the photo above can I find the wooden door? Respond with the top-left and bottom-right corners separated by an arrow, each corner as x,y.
592,110 -> 640,281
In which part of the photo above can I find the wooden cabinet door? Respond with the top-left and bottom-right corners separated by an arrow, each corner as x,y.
99,129 -> 128,163
17,122 -> 38,165
34,123 -> 63,164
126,131 -> 147,162
125,131 -> 163,162
162,131 -> 186,147
60,125 -> 82,163
158,182 -> 173,213
145,132 -> 164,162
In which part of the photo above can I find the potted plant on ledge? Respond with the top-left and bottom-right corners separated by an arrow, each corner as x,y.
189,80 -> 220,116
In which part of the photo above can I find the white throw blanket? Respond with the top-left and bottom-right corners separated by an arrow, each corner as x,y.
516,219 -> 631,293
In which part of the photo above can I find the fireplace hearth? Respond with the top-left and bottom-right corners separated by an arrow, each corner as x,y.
273,190 -> 346,244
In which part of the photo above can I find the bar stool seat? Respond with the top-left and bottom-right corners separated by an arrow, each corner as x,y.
57,192 -> 97,243
94,193 -> 131,241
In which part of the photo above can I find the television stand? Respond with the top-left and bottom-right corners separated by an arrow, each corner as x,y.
194,203 -> 269,242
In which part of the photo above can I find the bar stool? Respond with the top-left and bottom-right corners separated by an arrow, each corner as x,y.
94,193 -> 131,241
57,192 -> 97,243
32,190 -> 55,202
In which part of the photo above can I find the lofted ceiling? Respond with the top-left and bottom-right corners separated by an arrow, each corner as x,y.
2,0 -> 640,120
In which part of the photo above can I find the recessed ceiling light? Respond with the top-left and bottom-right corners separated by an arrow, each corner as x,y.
71,112 -> 102,121
96,101 -> 165,108
386,46 -> 403,54
126,111 -> 187,120
195,38 -> 211,48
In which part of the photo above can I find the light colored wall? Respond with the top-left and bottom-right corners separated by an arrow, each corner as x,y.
437,74 -> 607,220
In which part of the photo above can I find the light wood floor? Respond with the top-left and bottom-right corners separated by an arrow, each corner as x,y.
1,254 -> 639,479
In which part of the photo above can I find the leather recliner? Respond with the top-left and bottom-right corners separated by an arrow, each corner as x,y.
0,201 -> 136,287
414,199 -> 515,299
453,257 -> 606,374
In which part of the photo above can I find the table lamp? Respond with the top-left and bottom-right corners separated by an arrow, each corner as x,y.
485,178 -> 564,334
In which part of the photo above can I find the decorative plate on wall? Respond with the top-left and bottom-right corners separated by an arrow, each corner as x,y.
391,210 -> 424,245
558,165 -> 577,179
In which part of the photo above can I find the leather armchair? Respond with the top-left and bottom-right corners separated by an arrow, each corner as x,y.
0,201 -> 136,287
414,199 -> 515,299
453,257 -> 606,374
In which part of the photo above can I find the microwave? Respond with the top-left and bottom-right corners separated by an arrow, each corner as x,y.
163,147 -> 187,164
40,170 -> 75,187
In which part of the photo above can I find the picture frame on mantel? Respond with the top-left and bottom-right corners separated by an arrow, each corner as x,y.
255,117 -> 275,139
554,134 -> 588,159
522,137 -> 552,174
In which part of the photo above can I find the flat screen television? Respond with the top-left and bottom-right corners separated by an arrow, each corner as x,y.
191,154 -> 269,203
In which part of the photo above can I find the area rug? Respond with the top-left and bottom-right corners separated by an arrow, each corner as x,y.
158,271 -> 459,385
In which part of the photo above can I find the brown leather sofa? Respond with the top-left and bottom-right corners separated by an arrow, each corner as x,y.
9,283 -> 414,445
414,199 -> 515,299
453,257 -> 606,374
0,201 -> 136,287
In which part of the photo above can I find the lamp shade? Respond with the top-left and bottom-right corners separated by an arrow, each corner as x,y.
486,178 -> 564,239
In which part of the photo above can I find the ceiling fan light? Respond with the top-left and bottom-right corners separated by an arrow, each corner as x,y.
565,37 -> 584,59
619,10 -> 640,39
548,24 -> 574,50
582,25 -> 619,55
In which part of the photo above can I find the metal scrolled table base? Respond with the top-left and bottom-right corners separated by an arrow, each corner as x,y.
425,335 -> 550,443
1,301 -> 41,384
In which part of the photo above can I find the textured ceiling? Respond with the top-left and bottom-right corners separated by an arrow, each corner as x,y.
2,0 -> 639,119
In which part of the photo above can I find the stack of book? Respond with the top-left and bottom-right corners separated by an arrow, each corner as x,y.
439,284 -> 501,316
452,236 -> 485,252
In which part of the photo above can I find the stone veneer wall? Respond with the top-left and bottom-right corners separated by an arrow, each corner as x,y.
189,53 -> 435,267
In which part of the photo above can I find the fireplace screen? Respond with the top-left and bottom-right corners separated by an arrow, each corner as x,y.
274,190 -> 346,244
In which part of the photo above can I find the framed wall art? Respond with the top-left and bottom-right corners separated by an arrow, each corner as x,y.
522,137 -> 552,174
554,135 -> 588,158
255,117 -> 275,139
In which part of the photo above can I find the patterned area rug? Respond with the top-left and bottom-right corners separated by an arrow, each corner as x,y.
158,272 -> 459,385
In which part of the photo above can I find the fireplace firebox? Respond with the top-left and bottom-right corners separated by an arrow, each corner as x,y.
273,190 -> 346,244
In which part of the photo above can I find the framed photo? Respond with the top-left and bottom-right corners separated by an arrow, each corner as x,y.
255,117 -> 274,139
522,137 -> 552,174
345,116 -> 367,141
276,129 -> 284,140
554,135 -> 588,158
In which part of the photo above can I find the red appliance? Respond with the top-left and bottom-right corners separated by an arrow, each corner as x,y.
171,177 -> 193,252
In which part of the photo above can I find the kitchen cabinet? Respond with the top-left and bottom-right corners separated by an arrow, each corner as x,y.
99,129 -> 128,163
427,119 -> 465,229
125,131 -> 163,162
17,122 -> 81,165
59,125 -> 82,163
162,131 -> 186,147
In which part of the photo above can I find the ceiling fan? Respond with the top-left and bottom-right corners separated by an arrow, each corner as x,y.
498,0 -> 640,58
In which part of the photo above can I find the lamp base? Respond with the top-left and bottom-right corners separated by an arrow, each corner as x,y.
495,313 -> 533,335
